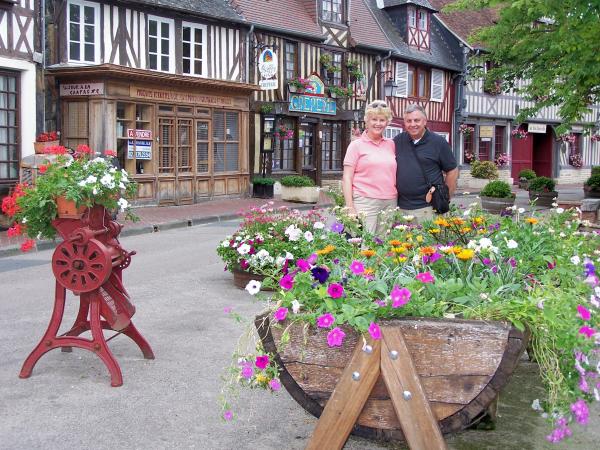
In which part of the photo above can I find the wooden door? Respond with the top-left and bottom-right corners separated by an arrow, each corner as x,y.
532,132 -> 553,178
176,118 -> 194,204
157,116 -> 194,205
195,119 -> 212,198
511,136 -> 533,182
300,122 -> 317,183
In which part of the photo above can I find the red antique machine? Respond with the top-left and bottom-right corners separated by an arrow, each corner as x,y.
19,206 -> 154,386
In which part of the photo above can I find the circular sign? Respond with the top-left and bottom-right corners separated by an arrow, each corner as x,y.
258,49 -> 278,79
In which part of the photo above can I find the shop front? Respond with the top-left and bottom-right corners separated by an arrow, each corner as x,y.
48,65 -> 256,205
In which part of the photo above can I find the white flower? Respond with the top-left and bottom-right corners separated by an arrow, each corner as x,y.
479,293 -> 489,300
463,208 -> 472,217
285,224 -> 302,241
537,300 -> 544,309
275,256 -> 286,266
508,204 -> 517,211
256,249 -> 270,259
304,230 -> 314,242
571,255 -> 581,265
559,232 -> 566,238
21,217 -> 27,223
237,243 -> 251,255
284,251 -> 294,260
594,388 -> 600,402
555,207 -> 564,214
245,280 -> 261,295
291,300 -> 301,314
220,239 -> 230,248
119,182 -> 126,189
100,174 -> 115,188
479,237 -> 493,249
395,224 -> 408,231
402,215 -> 415,222
313,222 -> 325,229
109,167 -> 116,173
469,202 -> 479,208
531,399 -> 543,411
117,197 -> 128,211
64,159 -> 73,167
518,208 -> 525,214
506,239 -> 518,249
551,202 -> 558,208
85,175 -> 97,184
92,188 -> 98,195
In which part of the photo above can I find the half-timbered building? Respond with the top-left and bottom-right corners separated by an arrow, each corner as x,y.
0,0 -> 39,203
432,0 -> 600,186
235,0 -> 461,188
44,0 -> 255,205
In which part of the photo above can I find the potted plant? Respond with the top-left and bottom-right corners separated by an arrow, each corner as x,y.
528,176 -> 558,207
287,77 -> 311,93
583,172 -> 600,198
469,160 -> 498,189
33,131 -> 60,154
518,168 -> 536,190
259,104 -> 273,115
219,205 -> 600,447
1,145 -> 137,251
458,123 -> 475,137
319,53 -> 339,79
280,175 -> 319,203
346,59 -> 364,83
511,128 -> 528,140
252,177 -> 275,199
273,123 -> 294,140
480,180 -> 516,214
569,153 -> 584,169
328,85 -> 352,99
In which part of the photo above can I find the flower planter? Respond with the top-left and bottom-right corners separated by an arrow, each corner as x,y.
528,190 -> 558,207
288,85 -> 303,94
231,267 -> 273,291
480,196 -> 516,214
256,315 -> 528,441
583,186 -> 600,199
55,196 -> 86,219
34,140 -> 60,154
518,179 -> 530,190
280,185 -> 319,203
252,183 -> 274,199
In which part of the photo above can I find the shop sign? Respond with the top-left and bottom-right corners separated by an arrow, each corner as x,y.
479,125 -> 494,138
288,74 -> 336,115
127,139 -> 152,160
127,129 -> 152,140
258,49 -> 278,90
130,86 -> 233,107
528,123 -> 547,133
60,82 -> 104,96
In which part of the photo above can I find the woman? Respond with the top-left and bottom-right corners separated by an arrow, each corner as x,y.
342,100 -> 397,235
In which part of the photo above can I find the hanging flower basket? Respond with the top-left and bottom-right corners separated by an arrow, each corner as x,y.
558,134 -> 576,144
459,124 -> 474,136
273,124 -> 294,140
511,129 -> 528,139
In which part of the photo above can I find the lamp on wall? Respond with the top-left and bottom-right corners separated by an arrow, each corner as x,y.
384,78 -> 398,97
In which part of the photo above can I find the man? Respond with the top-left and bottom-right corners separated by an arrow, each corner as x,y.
394,104 -> 459,221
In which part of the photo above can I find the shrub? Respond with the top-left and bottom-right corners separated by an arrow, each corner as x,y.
280,175 -> 315,188
470,160 -> 499,179
528,176 -> 556,192
518,169 -> 536,180
480,180 -> 514,199
591,166 -> 600,177
584,174 -> 600,190
253,177 -> 275,186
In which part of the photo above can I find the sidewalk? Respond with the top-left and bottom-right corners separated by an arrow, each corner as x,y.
0,184 -> 585,258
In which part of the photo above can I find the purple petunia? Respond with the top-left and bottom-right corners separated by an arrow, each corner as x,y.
571,399 -> 589,425
269,378 -> 281,391
279,274 -> 294,290
223,410 -> 233,421
311,266 -> 330,284
297,258 -> 311,272
577,304 -> 591,321
241,363 -> 254,379
415,272 -> 435,283
331,222 -> 344,233
390,285 -> 411,308
255,355 -> 270,369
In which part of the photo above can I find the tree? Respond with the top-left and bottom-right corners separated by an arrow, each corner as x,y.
445,0 -> 600,132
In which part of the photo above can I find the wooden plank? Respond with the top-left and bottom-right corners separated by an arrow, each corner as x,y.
306,338 -> 381,450
381,327 -> 447,450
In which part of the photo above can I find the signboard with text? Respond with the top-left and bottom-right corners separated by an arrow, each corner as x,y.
288,74 -> 336,115
258,49 -> 278,90
60,83 -> 104,96
528,123 -> 547,133
126,129 -> 152,160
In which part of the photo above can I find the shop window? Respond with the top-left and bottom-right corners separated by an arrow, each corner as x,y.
148,16 -> 174,72
213,111 -> 239,172
62,101 -> 88,150
67,0 -> 100,63
0,71 -> 19,186
196,120 -> 210,173
322,122 -> 342,171
178,118 -> 193,172
182,22 -> 207,77
272,118 -> 295,172
158,117 -> 175,173
321,0 -> 343,23
284,41 -> 297,84
117,102 -> 154,175
494,126 -> 506,159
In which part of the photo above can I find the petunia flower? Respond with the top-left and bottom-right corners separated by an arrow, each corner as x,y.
223,410 -> 233,421
296,259 -> 310,272
330,222 -> 344,233
291,300 -> 301,314
327,327 -> 346,347
368,322 -> 382,340
327,283 -> 344,299
390,285 -> 411,308
269,378 -> 281,391
279,274 -> 294,290
311,266 -> 330,284
273,307 -> 288,322
415,272 -> 435,283
255,355 -> 270,369
577,304 -> 591,321
349,260 -> 365,275
570,399 -> 589,425
245,280 -> 261,295
240,363 -> 254,379
317,313 -> 335,328
579,326 -> 596,338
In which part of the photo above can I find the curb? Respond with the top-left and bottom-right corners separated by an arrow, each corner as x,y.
0,203 -> 327,259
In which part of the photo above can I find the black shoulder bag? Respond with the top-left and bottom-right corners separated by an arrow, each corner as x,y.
411,147 -> 451,214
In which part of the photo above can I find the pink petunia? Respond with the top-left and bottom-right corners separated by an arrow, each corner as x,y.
223,410 -> 233,421
390,285 -> 411,308
577,304 -> 591,321
273,307 -> 288,322
269,378 -> 281,391
349,260 -> 365,275
317,313 -> 335,328
255,355 -> 270,369
327,283 -> 344,299
297,259 -> 310,272
368,322 -> 381,340
241,363 -> 254,379
570,399 -> 589,425
307,253 -> 318,264
579,326 -> 596,338
415,271 -> 435,283
279,274 -> 294,290
327,327 -> 346,347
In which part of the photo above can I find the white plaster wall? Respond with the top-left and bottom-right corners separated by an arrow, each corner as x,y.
0,56 -> 37,157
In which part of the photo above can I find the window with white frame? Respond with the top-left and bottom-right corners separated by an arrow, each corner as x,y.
430,69 -> 444,102
321,0 -> 343,23
148,16 -> 175,72
385,127 -> 403,139
182,22 -> 207,76
67,0 -> 100,63
418,10 -> 428,31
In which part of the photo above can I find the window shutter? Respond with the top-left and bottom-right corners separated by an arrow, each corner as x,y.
430,69 -> 444,102
394,62 -> 408,98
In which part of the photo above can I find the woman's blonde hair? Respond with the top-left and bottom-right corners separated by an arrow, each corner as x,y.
364,100 -> 392,122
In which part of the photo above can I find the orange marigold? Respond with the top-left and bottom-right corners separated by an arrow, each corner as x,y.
361,249 -> 376,258
316,244 -> 335,255
419,246 -> 436,256
389,239 -> 402,246
525,217 -> 539,225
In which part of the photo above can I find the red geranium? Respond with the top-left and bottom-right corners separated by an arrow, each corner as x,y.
20,239 -> 36,252
43,145 -> 68,155
104,149 -> 117,157
38,164 -> 49,174
7,223 -> 23,237
35,131 -> 59,142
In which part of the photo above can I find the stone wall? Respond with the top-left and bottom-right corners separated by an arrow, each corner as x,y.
457,169 -> 514,190
557,167 -> 591,184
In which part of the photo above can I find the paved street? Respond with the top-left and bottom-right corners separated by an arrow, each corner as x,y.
0,221 -> 598,449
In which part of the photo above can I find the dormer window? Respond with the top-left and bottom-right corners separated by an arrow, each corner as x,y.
321,0 -> 343,24
407,6 -> 430,51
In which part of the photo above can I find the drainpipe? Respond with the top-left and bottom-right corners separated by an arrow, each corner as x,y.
453,44 -> 469,158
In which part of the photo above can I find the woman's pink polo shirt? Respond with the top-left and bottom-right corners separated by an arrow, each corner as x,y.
343,131 -> 397,200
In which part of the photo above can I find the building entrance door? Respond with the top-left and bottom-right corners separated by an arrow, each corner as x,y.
195,119 -> 212,199
0,71 -> 19,196
300,122 -> 316,183
511,135 -> 533,183
157,115 -> 194,204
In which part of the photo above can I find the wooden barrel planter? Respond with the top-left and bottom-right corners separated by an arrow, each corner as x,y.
528,190 -> 558,207
256,314 -> 528,442
480,196 -> 515,214
231,267 -> 273,291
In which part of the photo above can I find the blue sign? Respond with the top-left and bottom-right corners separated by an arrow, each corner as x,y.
289,94 -> 337,115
